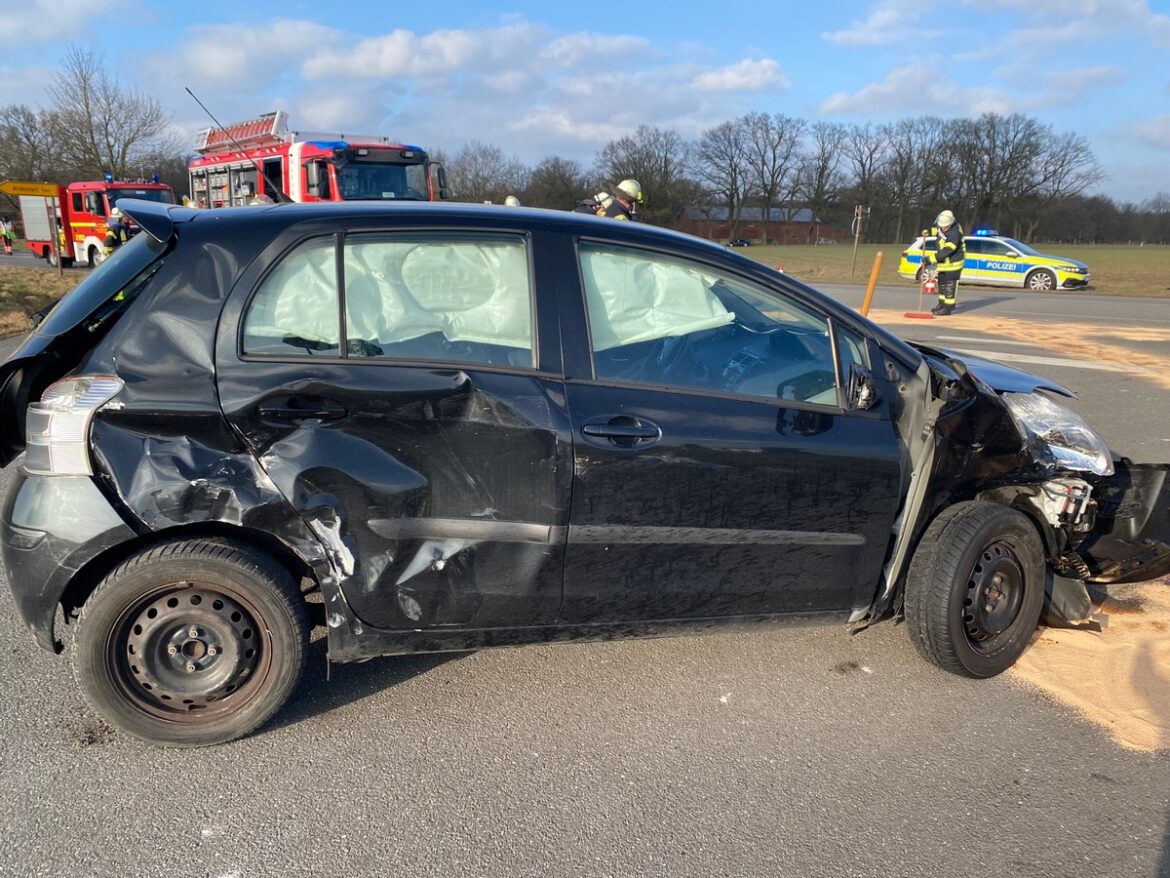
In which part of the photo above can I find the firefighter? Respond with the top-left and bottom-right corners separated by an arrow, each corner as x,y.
103,208 -> 129,256
1,215 -> 13,255
923,209 -> 964,315
597,178 -> 643,221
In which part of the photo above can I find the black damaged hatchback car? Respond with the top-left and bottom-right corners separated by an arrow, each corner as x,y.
2,200 -> 1167,747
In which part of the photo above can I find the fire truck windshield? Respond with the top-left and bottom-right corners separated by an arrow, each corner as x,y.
336,162 -> 429,201
108,188 -> 176,207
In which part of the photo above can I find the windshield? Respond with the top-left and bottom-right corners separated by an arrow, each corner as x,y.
108,188 -> 176,207
1000,237 -> 1039,256
335,162 -> 429,201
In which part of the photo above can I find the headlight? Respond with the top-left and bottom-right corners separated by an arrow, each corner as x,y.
1002,392 -> 1113,476
1056,265 -> 1085,273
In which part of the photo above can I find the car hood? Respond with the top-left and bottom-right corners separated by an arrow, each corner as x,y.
1034,253 -> 1088,270
908,343 -> 1074,397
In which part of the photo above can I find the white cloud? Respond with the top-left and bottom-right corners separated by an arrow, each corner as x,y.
0,0 -> 121,41
156,19 -> 343,89
0,64 -> 55,107
959,0 -> 1170,48
691,58 -> 788,92
1043,66 -> 1127,96
819,63 -> 1014,115
822,0 -> 923,45
538,33 -> 651,68
302,21 -> 544,80
1127,115 -> 1170,150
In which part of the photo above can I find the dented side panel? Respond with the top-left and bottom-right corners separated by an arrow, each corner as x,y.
216,364 -> 573,629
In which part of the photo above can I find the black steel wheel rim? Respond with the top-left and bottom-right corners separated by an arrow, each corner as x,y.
962,540 -> 1025,651
107,581 -> 273,723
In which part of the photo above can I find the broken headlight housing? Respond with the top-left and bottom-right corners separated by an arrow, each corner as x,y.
1002,391 -> 1113,476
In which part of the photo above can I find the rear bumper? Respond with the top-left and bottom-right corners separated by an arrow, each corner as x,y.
1,469 -> 136,652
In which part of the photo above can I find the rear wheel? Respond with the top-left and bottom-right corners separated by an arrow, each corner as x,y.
46,247 -> 59,267
74,539 -> 309,747
1026,268 -> 1056,291
904,502 -> 1044,678
89,246 -> 105,267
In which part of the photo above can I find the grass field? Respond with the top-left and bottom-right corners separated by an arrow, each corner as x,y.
2,241 -> 1168,338
737,242 -> 1170,298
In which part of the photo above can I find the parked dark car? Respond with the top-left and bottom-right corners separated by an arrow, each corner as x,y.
2,200 -> 1167,747
728,238 -> 751,247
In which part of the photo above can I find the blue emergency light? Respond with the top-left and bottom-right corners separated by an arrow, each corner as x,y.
973,228 -> 998,236
103,172 -> 114,183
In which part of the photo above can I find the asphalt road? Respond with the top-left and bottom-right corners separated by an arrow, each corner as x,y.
1,285 -> 1168,878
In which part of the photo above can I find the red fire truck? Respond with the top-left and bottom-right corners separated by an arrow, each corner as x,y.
20,177 -> 176,267
188,111 -> 448,206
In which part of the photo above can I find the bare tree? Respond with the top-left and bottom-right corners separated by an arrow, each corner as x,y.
795,122 -> 845,243
524,155 -> 593,210
447,141 -> 529,203
46,47 -> 178,180
595,126 -> 696,225
1010,130 -> 1104,239
840,123 -> 889,239
692,120 -> 751,239
0,104 -> 60,182
742,112 -> 805,243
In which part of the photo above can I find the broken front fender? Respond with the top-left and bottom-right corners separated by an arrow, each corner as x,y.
1080,462 -> 1170,584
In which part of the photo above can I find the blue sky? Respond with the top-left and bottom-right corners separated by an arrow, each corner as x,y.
2,0 -> 1168,202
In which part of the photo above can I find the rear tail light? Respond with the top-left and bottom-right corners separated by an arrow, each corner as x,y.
24,376 -> 124,476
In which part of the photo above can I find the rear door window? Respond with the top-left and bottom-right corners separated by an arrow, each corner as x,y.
242,232 -> 535,368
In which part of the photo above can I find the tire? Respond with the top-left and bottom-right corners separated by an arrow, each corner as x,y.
915,266 -> 925,282
1026,268 -> 1056,291
74,539 -> 309,747
904,501 -> 1044,678
46,247 -> 59,267
89,246 -> 105,268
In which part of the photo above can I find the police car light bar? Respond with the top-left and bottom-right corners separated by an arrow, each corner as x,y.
973,228 -> 999,236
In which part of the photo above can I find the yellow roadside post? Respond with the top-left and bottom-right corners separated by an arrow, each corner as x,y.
859,251 -> 884,317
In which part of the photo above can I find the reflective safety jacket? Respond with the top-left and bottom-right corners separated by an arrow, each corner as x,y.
598,197 -> 633,221
930,222 -> 965,274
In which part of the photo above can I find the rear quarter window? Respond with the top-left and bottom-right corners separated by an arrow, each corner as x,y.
37,234 -> 167,336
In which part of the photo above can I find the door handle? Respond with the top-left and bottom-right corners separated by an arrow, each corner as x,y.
258,398 -> 348,422
581,416 -> 661,448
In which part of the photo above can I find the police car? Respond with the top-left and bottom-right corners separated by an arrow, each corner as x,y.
898,230 -> 1090,291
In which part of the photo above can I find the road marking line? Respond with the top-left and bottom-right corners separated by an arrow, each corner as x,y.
950,348 -> 1136,373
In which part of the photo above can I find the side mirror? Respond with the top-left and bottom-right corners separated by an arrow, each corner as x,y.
305,162 -> 323,198
430,163 -> 449,201
847,363 -> 877,411
1005,250 -> 1019,258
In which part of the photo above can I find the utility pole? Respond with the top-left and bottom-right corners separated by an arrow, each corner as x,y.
850,204 -> 870,279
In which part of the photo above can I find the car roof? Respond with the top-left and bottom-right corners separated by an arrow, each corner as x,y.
120,198 -> 731,258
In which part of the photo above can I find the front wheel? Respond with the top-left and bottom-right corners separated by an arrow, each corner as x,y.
904,502 -> 1045,678
74,539 -> 309,747
1026,268 -> 1056,291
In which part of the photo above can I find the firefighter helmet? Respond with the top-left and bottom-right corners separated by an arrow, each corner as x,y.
935,209 -> 956,228
504,195 -> 521,207
615,179 -> 643,204
109,208 -> 123,219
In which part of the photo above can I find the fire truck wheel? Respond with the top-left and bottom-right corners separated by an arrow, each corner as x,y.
47,248 -> 59,268
89,247 -> 106,268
